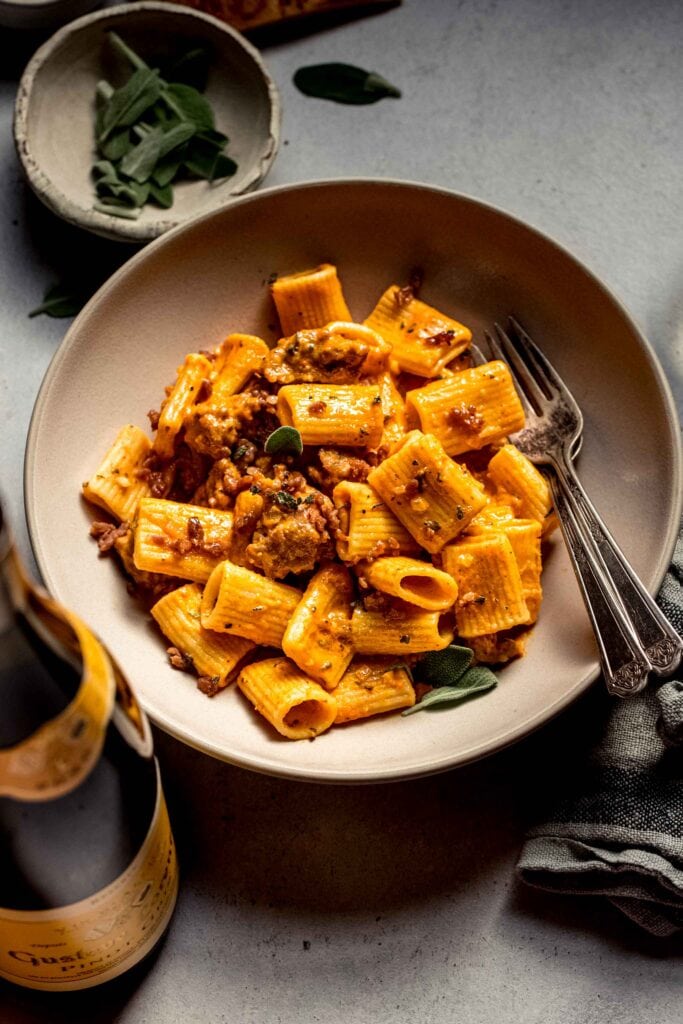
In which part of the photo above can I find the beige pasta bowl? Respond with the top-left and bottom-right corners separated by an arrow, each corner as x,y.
25,180 -> 682,782
13,1 -> 280,242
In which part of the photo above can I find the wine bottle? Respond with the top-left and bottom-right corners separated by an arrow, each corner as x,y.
0,504 -> 178,991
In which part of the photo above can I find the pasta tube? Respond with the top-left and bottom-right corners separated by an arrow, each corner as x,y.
441,533 -> 530,637
154,353 -> 213,458
362,556 -> 458,611
282,564 -> 354,689
151,583 -> 254,690
201,560 -> 302,646
486,443 -> 552,522
367,430 -> 487,553
376,370 -> 408,451
210,333 -> 270,402
333,658 -> 415,723
82,424 -> 151,523
133,498 -> 233,581
498,518 -> 543,623
277,384 -> 384,447
351,600 -> 455,654
364,284 -> 471,376
271,264 -> 352,335
405,362 -> 526,455
237,657 -> 337,739
332,481 -> 419,562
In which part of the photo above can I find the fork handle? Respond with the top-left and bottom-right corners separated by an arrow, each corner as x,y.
546,472 -> 652,697
551,455 -> 683,677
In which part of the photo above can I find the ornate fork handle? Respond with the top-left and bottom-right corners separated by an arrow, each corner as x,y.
546,472 -> 651,697
550,454 -> 683,677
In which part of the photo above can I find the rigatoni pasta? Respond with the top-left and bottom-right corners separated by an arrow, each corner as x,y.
82,424 -> 152,523
151,583 -> 254,693
405,362 -> 526,455
83,261 -> 553,740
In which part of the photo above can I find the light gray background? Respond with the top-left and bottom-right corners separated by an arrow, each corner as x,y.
1,0 -> 682,1020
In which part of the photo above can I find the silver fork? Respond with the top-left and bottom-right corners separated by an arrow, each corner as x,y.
484,317 -> 682,698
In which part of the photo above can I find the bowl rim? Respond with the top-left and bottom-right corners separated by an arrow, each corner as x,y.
24,177 -> 683,782
13,0 -> 281,243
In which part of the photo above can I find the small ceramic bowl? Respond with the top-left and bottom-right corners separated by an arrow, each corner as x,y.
14,1 -> 281,242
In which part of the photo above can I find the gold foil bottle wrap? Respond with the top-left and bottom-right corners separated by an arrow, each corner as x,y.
0,545 -> 117,801
0,767 -> 178,992
0,517 -> 178,990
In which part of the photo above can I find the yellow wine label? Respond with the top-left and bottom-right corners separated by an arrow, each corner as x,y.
0,768 -> 178,991
0,546 -> 116,801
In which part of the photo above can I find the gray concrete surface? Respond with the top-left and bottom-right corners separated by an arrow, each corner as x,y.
1,1 -> 682,1021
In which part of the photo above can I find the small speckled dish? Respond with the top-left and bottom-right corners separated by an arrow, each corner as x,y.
13,1 -> 281,242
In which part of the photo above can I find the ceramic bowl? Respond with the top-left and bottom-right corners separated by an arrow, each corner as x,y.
14,1 -> 280,242
25,180 -> 682,782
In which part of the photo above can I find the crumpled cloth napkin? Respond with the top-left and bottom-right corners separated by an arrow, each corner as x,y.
517,528 -> 683,937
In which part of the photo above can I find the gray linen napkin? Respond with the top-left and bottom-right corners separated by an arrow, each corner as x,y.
517,528 -> 683,937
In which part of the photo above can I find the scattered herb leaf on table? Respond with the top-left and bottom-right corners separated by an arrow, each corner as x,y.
293,63 -> 401,105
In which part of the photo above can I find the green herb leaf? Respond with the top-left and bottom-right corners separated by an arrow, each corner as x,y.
99,67 -> 162,142
274,490 -> 299,511
293,63 -> 401,105
158,121 -> 196,158
264,426 -> 304,457
413,645 -> 473,688
402,665 -> 497,716
93,200 -> 142,220
210,153 -> 238,182
107,31 -> 149,72
29,283 -> 86,319
152,148 -> 188,187
163,82 -> 214,130
148,181 -> 174,209
100,127 -> 133,161
119,126 -> 164,183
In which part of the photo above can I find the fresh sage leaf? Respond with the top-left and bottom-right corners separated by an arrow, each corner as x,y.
402,665 -> 498,716
158,121 -> 196,158
264,426 -> 304,457
100,127 -> 133,161
119,126 -> 164,183
413,645 -> 473,688
29,283 -> 86,319
196,128 -> 229,149
99,67 -> 161,142
293,63 -> 401,105
93,200 -> 142,220
107,31 -> 148,72
163,82 -> 214,131
152,148 -> 188,187
183,138 -> 221,180
210,154 -> 238,182
148,181 -> 174,209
